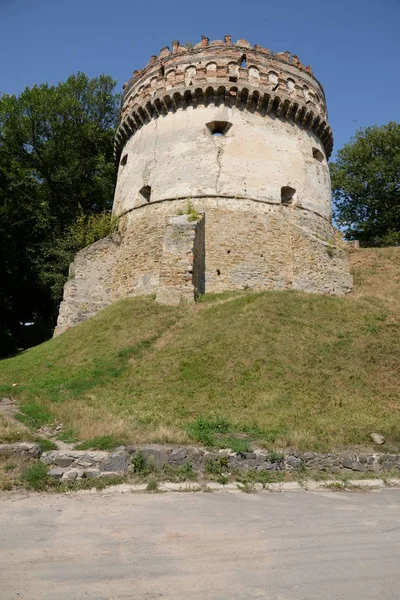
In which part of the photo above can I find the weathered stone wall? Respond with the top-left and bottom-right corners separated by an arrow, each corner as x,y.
111,198 -> 351,300
54,234 -> 120,336
33,445 -> 400,480
113,106 -> 332,221
55,197 -> 351,333
156,213 -> 205,305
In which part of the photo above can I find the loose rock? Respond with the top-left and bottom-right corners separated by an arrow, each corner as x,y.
371,433 -> 385,445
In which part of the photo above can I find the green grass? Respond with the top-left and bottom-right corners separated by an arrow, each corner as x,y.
0,249 -> 399,452
35,438 -> 58,451
21,462 -> 50,491
15,401 -> 54,429
74,435 -> 127,451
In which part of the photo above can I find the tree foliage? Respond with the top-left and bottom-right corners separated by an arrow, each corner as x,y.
330,122 -> 400,247
0,73 -> 120,356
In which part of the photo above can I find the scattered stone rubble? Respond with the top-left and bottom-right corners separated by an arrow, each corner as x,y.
0,443 -> 42,459
1,443 -> 399,480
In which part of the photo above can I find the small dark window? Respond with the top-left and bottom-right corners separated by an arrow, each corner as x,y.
240,54 -> 247,68
281,186 -> 296,205
139,185 -> 151,202
206,121 -> 232,136
216,269 -> 221,276
120,154 -> 128,167
312,147 -> 324,162
159,65 -> 165,77
229,76 -> 238,83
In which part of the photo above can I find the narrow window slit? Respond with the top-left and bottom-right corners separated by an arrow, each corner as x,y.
281,186 -> 296,205
312,147 -> 324,162
139,185 -> 151,202
206,121 -> 232,136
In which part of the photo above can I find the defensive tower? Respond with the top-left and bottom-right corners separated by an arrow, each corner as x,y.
55,36 -> 352,334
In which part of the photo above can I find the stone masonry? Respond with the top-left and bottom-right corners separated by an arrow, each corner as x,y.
55,35 -> 352,334
156,212 -> 205,305
1,443 -> 398,481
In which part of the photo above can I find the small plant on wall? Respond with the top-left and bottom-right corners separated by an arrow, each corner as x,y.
177,198 -> 199,222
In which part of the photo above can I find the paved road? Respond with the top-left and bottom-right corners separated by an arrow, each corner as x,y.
0,488 -> 399,600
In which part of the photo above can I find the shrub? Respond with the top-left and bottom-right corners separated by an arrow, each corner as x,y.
21,462 -> 50,490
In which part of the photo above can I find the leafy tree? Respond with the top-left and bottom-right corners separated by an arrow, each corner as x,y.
330,122 -> 400,247
0,73 -> 120,356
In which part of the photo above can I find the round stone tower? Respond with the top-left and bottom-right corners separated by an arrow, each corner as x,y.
54,36 -> 352,333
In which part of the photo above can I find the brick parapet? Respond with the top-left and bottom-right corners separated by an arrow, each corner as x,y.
115,36 -> 333,162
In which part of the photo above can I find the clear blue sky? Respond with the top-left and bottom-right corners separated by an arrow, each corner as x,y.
1,0 -> 399,157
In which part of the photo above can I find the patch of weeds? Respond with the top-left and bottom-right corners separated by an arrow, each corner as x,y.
187,417 -> 280,453
34,437 -> 58,451
0,476 -> 12,491
324,481 -> 346,491
177,198 -> 199,222
131,454 -> 197,483
235,469 -> 284,486
205,455 -> 229,476
131,451 -> 157,476
163,460 -> 197,482
242,424 -> 289,447
294,462 -> 308,479
16,401 -> 53,430
266,451 -> 284,463
74,435 -> 126,451
146,478 -> 159,492
237,481 -> 256,493
215,474 -> 229,485
21,461 -> 50,491
57,428 -> 78,443
132,451 -> 147,473
187,416 -> 230,447
52,475 -> 126,493
216,435 -> 251,453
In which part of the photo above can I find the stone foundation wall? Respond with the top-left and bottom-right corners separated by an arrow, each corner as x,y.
2,443 -> 398,481
36,446 -> 400,480
114,198 -> 352,298
54,234 -> 120,336
54,198 -> 352,333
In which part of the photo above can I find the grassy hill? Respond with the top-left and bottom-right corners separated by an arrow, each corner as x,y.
0,248 -> 399,452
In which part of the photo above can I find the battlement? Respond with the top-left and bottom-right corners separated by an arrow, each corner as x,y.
115,36 -> 333,162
